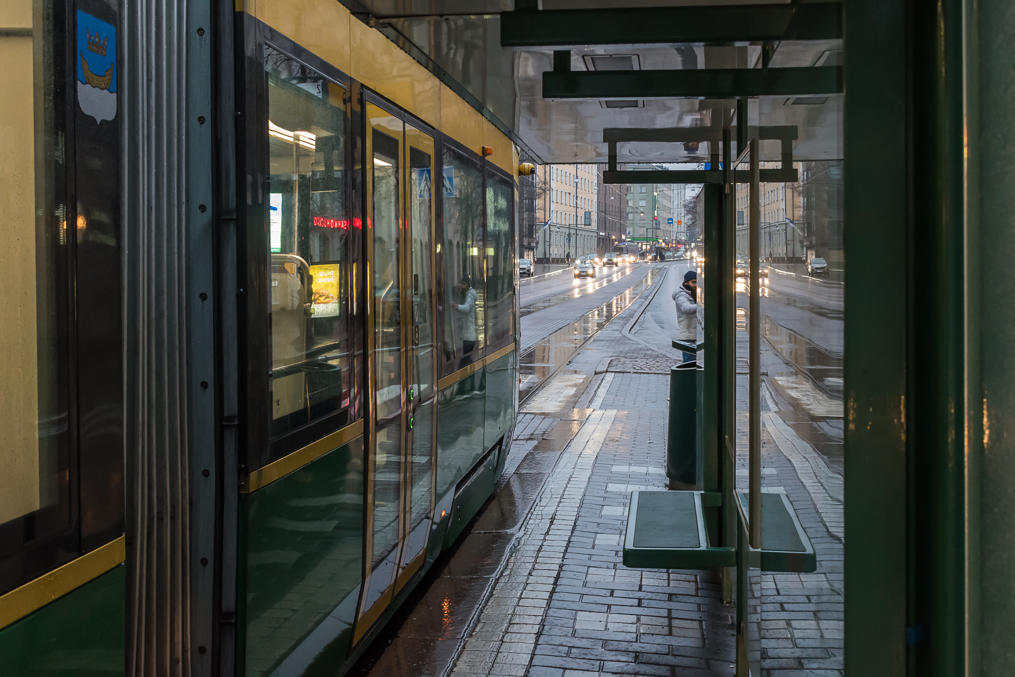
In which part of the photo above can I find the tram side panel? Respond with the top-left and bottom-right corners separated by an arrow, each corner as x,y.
243,438 -> 365,676
234,4 -> 519,674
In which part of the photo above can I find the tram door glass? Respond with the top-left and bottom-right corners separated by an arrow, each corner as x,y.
367,107 -> 403,581
0,0 -> 73,589
265,46 -> 352,440
401,124 -> 436,570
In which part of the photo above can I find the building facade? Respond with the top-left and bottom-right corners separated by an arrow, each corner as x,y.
625,180 -> 674,251
597,168 -> 628,256
533,164 -> 598,262
518,165 -> 538,260
734,163 -> 805,262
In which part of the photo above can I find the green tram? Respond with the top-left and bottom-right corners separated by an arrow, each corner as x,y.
0,0 -> 519,674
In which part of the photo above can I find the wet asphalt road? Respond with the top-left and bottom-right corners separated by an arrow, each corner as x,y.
518,263 -> 660,403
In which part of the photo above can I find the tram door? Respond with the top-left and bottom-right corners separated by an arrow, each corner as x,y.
357,103 -> 436,631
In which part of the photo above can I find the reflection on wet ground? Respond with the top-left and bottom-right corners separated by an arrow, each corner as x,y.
532,419 -> 583,451
520,265 -> 637,318
732,274 -> 844,474
519,269 -> 660,404
350,468 -> 551,676
762,315 -> 842,396
768,284 -> 842,320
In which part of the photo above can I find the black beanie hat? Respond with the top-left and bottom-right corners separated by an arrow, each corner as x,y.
684,270 -> 697,283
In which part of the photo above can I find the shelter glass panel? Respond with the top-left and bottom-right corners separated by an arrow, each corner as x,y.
266,46 -> 353,439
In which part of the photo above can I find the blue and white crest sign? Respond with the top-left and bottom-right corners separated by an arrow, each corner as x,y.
76,10 -> 117,123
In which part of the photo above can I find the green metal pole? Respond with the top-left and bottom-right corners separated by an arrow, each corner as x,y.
912,0 -> 977,674
721,126 -> 736,549
701,183 -> 721,496
748,138 -> 760,549
844,0 -> 908,674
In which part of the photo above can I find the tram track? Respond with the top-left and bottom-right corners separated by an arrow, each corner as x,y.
518,265 -> 667,406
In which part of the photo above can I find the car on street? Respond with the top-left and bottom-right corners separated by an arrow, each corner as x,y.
603,253 -> 618,266
519,258 -> 533,277
808,257 -> 829,276
574,261 -> 596,278
735,259 -> 769,277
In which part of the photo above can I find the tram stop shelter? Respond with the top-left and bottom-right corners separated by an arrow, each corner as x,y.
340,1 -> 1015,675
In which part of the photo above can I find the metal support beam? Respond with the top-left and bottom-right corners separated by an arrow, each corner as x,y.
603,125 -> 798,144
736,99 -> 748,154
501,3 -> 842,47
544,66 -> 842,100
603,169 -> 798,185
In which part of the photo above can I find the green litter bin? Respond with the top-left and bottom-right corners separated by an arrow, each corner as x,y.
667,340 -> 703,489
667,361 -> 699,488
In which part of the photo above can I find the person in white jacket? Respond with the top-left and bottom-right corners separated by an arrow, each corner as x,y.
672,269 -> 699,363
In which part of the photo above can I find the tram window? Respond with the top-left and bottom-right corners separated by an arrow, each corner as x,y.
265,46 -> 354,439
0,0 -> 75,592
485,171 -> 514,347
440,147 -> 485,373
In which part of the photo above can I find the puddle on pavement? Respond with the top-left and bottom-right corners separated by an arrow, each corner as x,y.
471,470 -> 548,533
351,535 -> 509,676
532,419 -> 584,451
520,269 -> 660,405
514,452 -> 560,474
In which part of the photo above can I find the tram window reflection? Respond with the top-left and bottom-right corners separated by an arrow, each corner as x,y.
440,148 -> 485,372
0,0 -> 74,592
266,46 -> 353,439
485,172 -> 514,347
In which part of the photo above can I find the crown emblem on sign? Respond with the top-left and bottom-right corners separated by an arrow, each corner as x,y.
86,29 -> 108,56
